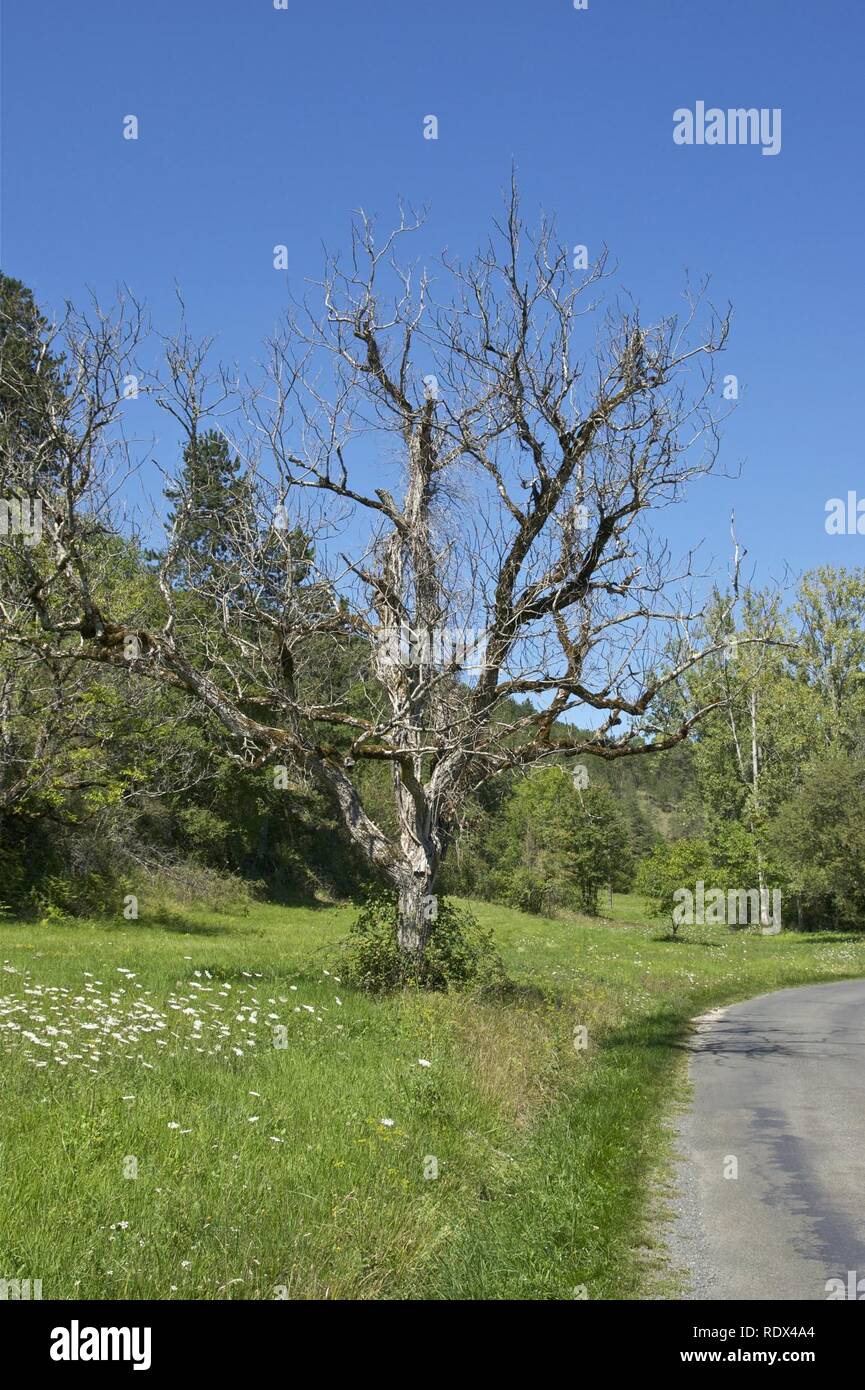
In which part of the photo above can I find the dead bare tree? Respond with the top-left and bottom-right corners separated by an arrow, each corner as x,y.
0,185 -> 744,958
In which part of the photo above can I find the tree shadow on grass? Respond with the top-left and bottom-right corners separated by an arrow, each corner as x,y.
483,979 -> 547,1007
652,932 -> 726,948
601,1005 -> 687,1056
153,916 -> 237,936
96,909 -> 237,937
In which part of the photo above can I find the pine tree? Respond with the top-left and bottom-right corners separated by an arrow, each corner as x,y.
165,429 -> 249,586
0,272 -> 68,487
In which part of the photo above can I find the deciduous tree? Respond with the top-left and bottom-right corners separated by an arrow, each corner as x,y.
0,189 -> 747,961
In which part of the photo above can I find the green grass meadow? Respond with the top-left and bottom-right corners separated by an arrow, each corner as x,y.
2,898 -> 864,1300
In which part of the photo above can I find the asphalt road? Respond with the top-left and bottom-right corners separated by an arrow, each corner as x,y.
669,979 -> 865,1300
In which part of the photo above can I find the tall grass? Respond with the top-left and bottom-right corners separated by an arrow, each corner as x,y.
1,899 -> 863,1299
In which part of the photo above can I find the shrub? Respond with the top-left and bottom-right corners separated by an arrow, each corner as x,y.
636,837 -> 715,936
503,866 -> 549,916
139,859 -> 257,916
33,869 -> 123,922
341,891 -> 507,994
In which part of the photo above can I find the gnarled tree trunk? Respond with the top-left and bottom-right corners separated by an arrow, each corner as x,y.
396,875 -> 435,957
0,187 -> 741,972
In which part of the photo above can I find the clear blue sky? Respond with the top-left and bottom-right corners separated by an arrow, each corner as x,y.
2,0 -> 864,591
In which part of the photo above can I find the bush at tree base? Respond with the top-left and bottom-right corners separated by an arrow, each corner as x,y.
341,891 -> 507,993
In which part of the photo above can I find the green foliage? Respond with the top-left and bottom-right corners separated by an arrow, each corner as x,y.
636,837 -> 715,933
459,768 -> 631,918
341,891 -> 506,994
771,751 -> 865,928
163,430 -> 250,587
33,870 -> 125,924
0,270 -> 68,485
795,567 -> 865,739
710,820 -> 763,884
636,825 -> 785,934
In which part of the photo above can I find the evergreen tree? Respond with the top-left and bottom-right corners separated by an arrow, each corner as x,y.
164,429 -> 249,587
0,272 -> 67,487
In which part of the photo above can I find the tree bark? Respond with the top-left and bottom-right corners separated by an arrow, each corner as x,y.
397,875 -> 435,957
